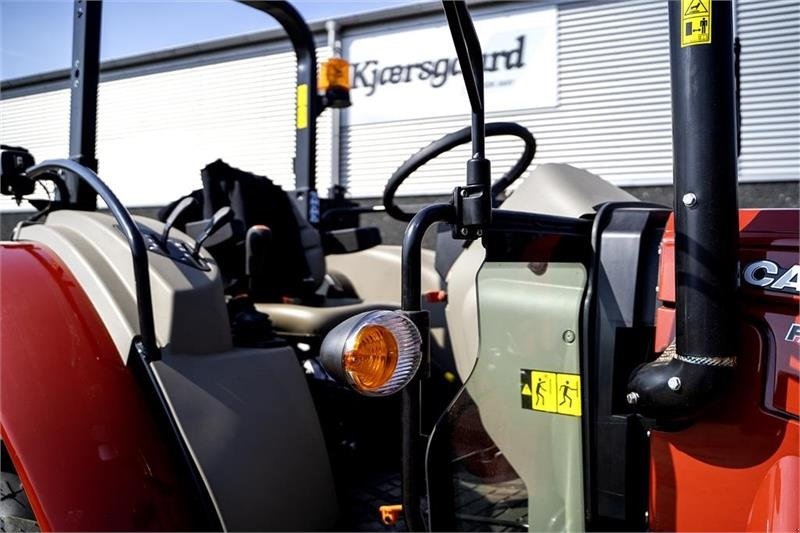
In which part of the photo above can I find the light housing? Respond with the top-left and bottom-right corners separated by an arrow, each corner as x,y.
318,57 -> 351,109
319,310 -> 423,396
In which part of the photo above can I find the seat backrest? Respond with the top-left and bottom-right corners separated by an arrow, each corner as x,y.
161,160 -> 326,301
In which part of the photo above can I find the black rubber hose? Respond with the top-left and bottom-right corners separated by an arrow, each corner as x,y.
383,122 -> 536,222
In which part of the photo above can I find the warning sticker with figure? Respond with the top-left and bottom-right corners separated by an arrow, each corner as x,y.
681,0 -> 711,47
520,369 -> 582,417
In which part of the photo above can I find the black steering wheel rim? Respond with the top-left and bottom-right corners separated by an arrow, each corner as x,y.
382,122 -> 536,222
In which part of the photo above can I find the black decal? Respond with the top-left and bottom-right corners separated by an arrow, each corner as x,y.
506,35 -> 526,69
353,59 -> 378,96
449,57 -> 461,76
431,58 -> 450,88
389,65 -> 404,84
418,61 -> 434,80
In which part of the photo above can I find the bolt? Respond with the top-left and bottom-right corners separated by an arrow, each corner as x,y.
460,189 -> 467,197
626,392 -> 639,405
460,227 -> 469,236
682,192 -> 697,208
562,330 -> 575,344
476,229 -> 483,237
73,79 -> 80,87
667,376 -> 682,391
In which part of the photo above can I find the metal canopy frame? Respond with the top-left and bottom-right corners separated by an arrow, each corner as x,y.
66,0 -> 323,223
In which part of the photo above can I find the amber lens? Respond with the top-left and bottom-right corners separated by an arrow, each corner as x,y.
343,324 -> 399,391
319,57 -> 351,91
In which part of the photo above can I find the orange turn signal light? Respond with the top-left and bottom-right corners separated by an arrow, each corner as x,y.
343,324 -> 399,391
319,310 -> 423,396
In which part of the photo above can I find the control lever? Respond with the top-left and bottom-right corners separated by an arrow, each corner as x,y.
192,206 -> 234,259
161,196 -> 197,247
245,225 -> 272,292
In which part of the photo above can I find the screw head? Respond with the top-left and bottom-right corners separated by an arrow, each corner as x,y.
460,189 -> 467,197
667,376 -> 682,391
562,329 -> 575,344
460,227 -> 469,236
682,192 -> 697,208
476,229 -> 483,237
626,391 -> 639,405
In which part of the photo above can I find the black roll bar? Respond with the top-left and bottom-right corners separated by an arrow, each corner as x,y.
627,0 -> 739,420
66,0 -> 101,209
239,0 -> 322,224
65,0 -> 323,223
27,159 -> 159,360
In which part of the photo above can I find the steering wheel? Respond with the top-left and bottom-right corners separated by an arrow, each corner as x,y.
382,122 -> 536,222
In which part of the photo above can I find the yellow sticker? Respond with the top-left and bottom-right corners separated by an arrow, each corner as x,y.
521,369 -> 581,417
555,373 -> 582,417
681,0 -> 711,47
530,371 -> 558,413
296,84 -> 308,129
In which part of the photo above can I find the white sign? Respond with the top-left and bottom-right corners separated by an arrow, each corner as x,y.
344,6 -> 557,125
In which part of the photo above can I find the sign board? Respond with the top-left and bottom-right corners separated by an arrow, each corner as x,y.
343,6 -> 557,126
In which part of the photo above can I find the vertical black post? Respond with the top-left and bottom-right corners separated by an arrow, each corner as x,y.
240,0 -> 321,225
627,0 -> 739,420
67,0 -> 101,209
670,0 -> 739,363
442,1 -> 490,236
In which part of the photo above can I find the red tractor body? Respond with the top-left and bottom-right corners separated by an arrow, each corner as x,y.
650,208 -> 799,531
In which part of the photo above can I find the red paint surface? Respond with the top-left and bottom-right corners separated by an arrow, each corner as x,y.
650,209 -> 800,531
0,243 -> 193,531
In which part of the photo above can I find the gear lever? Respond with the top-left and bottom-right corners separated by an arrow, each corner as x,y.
161,196 -> 197,248
245,225 -> 272,293
192,206 -> 234,259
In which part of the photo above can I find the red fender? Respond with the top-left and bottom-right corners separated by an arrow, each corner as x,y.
0,243 -> 193,531
649,210 -> 800,531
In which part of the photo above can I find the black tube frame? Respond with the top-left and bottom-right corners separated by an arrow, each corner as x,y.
27,158 -> 223,530
66,0 -> 324,223
65,0 -> 101,208
28,159 -> 158,360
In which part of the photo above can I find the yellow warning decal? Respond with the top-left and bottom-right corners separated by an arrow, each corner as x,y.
520,369 -> 582,417
296,84 -> 308,129
681,0 -> 711,47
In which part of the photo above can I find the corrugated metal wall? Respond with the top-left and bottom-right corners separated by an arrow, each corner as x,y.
0,44 -> 332,211
737,0 -> 800,183
1,0 -> 797,211
340,0 -> 674,198
340,0 -> 799,198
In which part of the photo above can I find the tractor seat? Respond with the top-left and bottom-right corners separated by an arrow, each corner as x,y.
255,299 -> 396,339
165,160 -> 394,345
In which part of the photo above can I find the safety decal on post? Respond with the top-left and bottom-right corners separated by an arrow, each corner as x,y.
520,369 -> 582,417
681,0 -> 711,47
296,84 -> 309,129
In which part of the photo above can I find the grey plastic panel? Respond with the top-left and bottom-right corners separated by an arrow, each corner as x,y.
16,211 -> 231,360
154,345 -> 338,531
326,244 -> 441,303
447,164 -> 637,381
15,211 -> 339,531
470,261 -> 587,531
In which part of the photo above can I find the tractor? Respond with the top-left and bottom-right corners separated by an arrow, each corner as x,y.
1,0 -> 797,531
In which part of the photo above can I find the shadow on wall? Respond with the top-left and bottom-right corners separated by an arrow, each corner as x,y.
1,183 -> 797,243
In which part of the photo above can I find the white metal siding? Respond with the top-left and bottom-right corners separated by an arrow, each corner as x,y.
341,0 -> 799,198
0,89 -> 70,211
1,0 -> 798,211
737,0 -> 800,183
341,0 -> 674,199
0,45 -> 333,211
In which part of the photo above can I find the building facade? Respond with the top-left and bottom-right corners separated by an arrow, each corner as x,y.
1,0 -> 798,220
